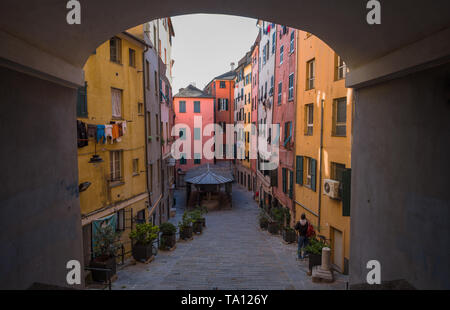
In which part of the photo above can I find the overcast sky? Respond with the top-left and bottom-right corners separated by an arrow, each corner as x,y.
171,14 -> 259,94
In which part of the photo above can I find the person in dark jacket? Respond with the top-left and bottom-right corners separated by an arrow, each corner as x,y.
295,213 -> 309,259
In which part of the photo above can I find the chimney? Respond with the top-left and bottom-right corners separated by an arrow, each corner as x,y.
230,62 -> 235,71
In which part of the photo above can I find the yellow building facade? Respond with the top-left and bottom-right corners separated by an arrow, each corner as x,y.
76,32 -> 149,265
294,31 -> 353,274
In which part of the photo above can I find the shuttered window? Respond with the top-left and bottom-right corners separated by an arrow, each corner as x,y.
110,150 -> 122,181
194,101 -> 201,113
311,158 -> 317,192
296,156 -> 303,185
110,37 -> 122,63
333,97 -> 347,136
282,168 -> 287,193
288,73 -> 294,100
179,101 -> 186,113
290,30 -> 295,53
342,168 -> 351,216
77,82 -> 88,118
289,170 -> 294,198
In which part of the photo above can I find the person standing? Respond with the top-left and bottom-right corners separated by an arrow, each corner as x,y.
295,213 -> 309,260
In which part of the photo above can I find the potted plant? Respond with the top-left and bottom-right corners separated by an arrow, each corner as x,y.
259,211 -> 269,230
129,223 -> 159,262
159,222 -> 176,250
90,225 -> 121,283
194,205 -> 207,227
282,226 -> 297,243
178,211 -> 193,240
304,237 -> 329,271
268,208 -> 285,234
189,210 -> 203,234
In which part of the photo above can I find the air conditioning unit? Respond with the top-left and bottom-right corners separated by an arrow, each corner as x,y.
323,179 -> 340,199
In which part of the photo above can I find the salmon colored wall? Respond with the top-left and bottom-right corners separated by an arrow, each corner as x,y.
174,96 -> 215,172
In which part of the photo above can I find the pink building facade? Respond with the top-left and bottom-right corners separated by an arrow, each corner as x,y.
174,84 -> 215,184
272,25 -> 297,217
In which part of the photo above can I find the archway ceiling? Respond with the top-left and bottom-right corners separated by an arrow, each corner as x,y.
1,0 -> 449,70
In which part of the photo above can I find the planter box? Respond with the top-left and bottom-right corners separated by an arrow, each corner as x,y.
268,221 -> 279,234
90,256 -> 116,283
161,233 -> 176,249
180,226 -> 193,240
132,243 -> 153,262
282,229 -> 297,243
259,219 -> 269,230
308,253 -> 322,271
193,221 -> 203,234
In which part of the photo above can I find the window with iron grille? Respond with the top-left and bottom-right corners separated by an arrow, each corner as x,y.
305,104 -> 314,135
288,73 -> 294,100
110,37 -> 122,63
333,97 -> 347,136
306,59 -> 315,90
110,150 -> 123,182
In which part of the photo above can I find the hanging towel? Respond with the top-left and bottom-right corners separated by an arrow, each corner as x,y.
112,124 -> 120,140
105,125 -> 113,143
96,125 -> 106,144
87,124 -> 97,139
121,121 -> 127,134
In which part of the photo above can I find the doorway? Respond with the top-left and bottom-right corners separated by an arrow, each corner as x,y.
331,227 -> 344,273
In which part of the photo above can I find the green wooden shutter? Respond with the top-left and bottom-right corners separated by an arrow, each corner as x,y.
342,168 -> 351,216
311,158 -> 317,192
77,83 -> 87,117
289,170 -> 293,198
282,168 -> 287,193
296,156 -> 303,185
270,168 -> 278,187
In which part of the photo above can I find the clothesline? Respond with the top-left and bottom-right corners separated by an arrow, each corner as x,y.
77,120 -> 128,148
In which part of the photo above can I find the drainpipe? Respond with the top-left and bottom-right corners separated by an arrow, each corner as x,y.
143,40 -> 151,209
317,98 -> 324,232
291,29 -> 299,225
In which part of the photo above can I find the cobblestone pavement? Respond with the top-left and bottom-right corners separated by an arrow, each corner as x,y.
112,184 -> 349,290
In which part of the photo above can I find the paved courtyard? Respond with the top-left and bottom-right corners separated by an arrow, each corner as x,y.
112,184 -> 348,290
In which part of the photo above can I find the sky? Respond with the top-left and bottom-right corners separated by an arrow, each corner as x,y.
171,14 -> 259,94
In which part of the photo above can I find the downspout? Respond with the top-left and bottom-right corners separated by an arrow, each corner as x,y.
142,42 -> 151,209
317,97 -> 324,233
157,19 -> 164,224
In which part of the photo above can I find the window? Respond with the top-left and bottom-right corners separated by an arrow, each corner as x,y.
296,156 -> 303,185
154,71 -> 158,95
272,32 -> 276,54
138,102 -> 143,115
147,112 -> 152,136
110,37 -> 122,63
194,153 -> 201,165
145,61 -> 150,89
266,41 -> 270,61
220,81 -> 226,88
116,209 -> 125,231
331,162 -> 346,198
111,88 -> 122,119
288,73 -> 294,100
290,30 -> 295,53
284,122 -> 292,146
194,128 -> 201,140
218,98 -> 228,111
136,209 -> 146,224
194,101 -> 200,113
133,158 -> 139,175
180,153 -> 186,165
77,82 -> 88,118
110,150 -> 122,182
305,104 -> 314,135
289,170 -> 294,198
155,114 -> 159,137
282,168 -> 288,194
306,59 -> 315,90
129,48 -> 136,67
280,45 -> 284,64
149,164 -> 153,192
179,101 -> 186,113
335,54 -> 347,80
304,157 -> 317,191
333,97 -> 347,136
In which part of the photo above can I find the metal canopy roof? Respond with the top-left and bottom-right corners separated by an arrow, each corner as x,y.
185,163 -> 234,185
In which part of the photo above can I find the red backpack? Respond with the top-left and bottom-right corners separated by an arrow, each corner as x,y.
306,223 -> 315,238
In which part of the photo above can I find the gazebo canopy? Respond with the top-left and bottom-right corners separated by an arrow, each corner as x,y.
185,162 -> 234,185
